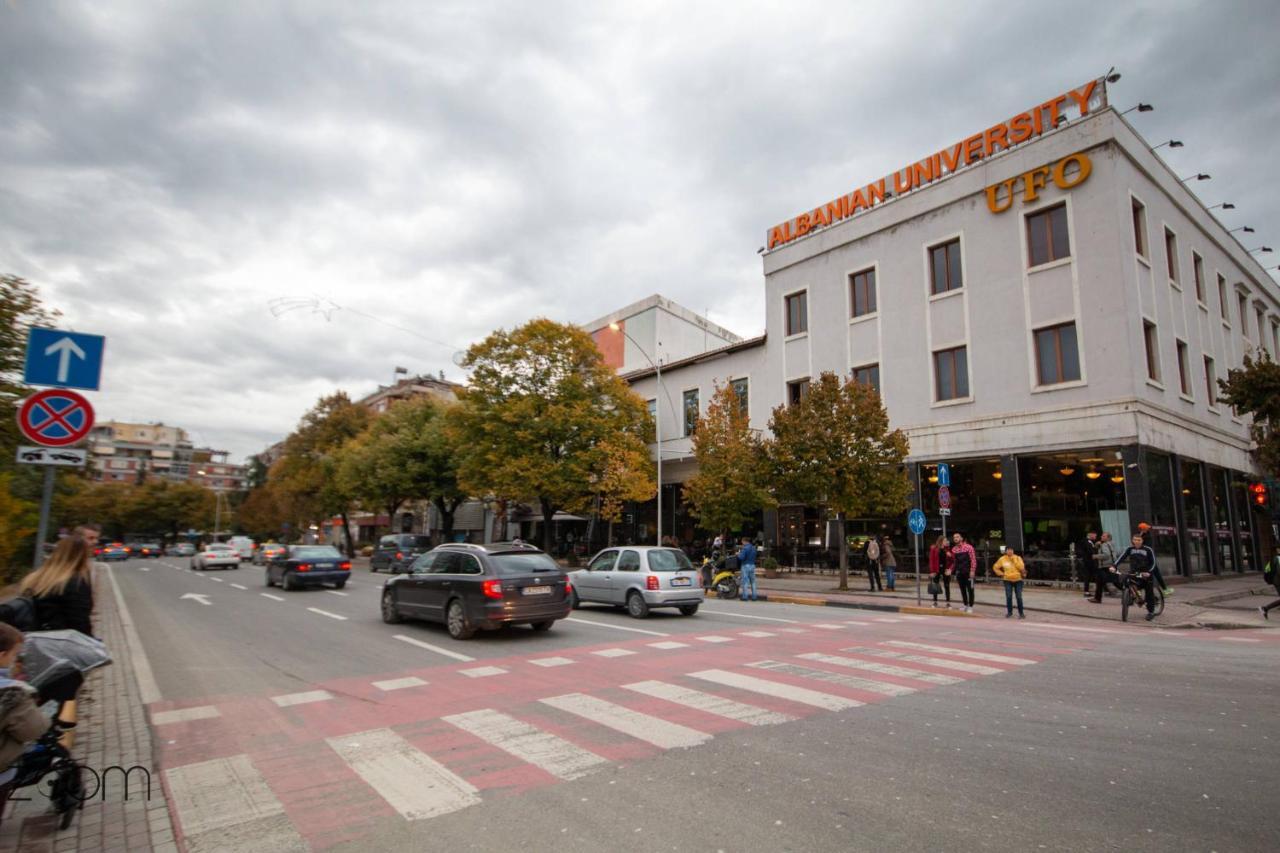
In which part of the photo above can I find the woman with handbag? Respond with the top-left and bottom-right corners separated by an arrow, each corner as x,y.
928,536 -> 953,608
19,537 -> 94,637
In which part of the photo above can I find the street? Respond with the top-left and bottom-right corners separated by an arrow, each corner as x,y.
106,557 -> 1280,852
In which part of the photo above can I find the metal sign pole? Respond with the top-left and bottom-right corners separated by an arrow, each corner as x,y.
32,465 -> 55,568
915,533 -> 921,606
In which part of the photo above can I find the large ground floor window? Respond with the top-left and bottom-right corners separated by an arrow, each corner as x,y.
1017,450 -> 1127,581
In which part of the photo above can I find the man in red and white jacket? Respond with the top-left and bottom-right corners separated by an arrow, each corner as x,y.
950,533 -> 978,613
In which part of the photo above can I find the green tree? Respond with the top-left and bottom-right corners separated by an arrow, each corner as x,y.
767,372 -> 911,590
419,412 -> 467,542
0,473 -> 38,582
1,275 -> 60,474
591,434 -> 658,546
1218,353 -> 1280,476
452,318 -> 653,553
683,383 -> 774,544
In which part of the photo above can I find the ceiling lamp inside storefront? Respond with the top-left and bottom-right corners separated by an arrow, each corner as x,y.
1059,466 -> 1076,476
1111,474 -> 1125,483
1085,469 -> 1102,480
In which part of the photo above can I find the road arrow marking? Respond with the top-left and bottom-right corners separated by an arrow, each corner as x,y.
181,593 -> 212,606
44,336 -> 86,383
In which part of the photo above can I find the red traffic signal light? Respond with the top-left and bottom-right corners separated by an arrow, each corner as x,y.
1250,482 -> 1268,507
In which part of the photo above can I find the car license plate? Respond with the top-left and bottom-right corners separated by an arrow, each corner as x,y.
671,577 -> 691,586
316,563 -> 333,569
522,586 -> 551,596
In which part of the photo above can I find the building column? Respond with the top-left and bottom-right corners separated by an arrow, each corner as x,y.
1168,453 -> 1189,578
999,455 -> 1023,551
1121,444 -> 1150,537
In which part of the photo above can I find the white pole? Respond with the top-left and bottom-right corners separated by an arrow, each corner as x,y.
656,360 -> 663,547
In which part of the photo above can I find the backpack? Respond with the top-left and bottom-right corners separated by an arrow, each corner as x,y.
865,539 -> 880,562
0,595 -> 38,632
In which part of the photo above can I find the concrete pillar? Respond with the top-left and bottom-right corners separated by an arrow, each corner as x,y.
999,455 -> 1023,550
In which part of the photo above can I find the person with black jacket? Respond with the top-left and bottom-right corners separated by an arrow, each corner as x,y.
1109,534 -> 1160,621
19,536 -> 94,636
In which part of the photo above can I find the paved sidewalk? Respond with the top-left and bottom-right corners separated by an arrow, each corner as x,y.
0,565 -> 177,853
746,570 -> 1276,628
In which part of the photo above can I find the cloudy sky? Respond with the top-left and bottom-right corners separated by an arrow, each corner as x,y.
3,0 -> 1278,462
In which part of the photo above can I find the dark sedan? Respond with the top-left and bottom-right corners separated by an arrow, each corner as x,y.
380,542 -> 572,639
265,545 -> 351,591
132,543 -> 163,558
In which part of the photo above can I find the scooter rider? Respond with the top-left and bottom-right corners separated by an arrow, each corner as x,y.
1109,534 -> 1160,621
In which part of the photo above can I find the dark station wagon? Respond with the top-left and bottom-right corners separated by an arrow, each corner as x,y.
265,545 -> 352,591
380,542 -> 572,639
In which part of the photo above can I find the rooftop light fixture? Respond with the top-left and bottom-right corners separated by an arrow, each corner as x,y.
1153,139 -> 1183,150
1207,202 -> 1235,210
1179,173 -> 1211,182
1104,67 -> 1122,84
1230,226 -> 1255,234
1119,103 -> 1153,116
1250,247 -> 1274,254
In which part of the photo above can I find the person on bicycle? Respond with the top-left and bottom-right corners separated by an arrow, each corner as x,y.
1109,534 -> 1160,621
0,624 -> 48,788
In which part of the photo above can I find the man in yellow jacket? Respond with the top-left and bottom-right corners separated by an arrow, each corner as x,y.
992,545 -> 1027,619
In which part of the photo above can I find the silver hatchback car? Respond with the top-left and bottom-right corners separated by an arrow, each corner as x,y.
569,546 -> 704,618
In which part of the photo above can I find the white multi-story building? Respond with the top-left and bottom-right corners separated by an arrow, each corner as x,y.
616,76 -> 1278,580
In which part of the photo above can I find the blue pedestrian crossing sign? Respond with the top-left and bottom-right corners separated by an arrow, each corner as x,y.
936,462 -> 951,488
908,508 -> 927,536
23,328 -> 105,391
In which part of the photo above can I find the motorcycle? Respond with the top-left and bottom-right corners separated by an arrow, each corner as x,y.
701,553 -> 741,600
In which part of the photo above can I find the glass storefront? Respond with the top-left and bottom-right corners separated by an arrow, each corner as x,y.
919,458 -> 1004,548
1230,475 -> 1256,572
1017,450 -> 1127,581
1210,468 -> 1236,573
1179,460 -> 1211,574
1144,451 -> 1183,575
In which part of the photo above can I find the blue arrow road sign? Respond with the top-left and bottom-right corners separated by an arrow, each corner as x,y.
936,462 -> 951,488
908,509 -> 926,536
23,328 -> 105,391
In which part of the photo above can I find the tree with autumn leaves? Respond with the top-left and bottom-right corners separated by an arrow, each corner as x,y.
1218,353 -> 1280,476
683,383 -> 774,545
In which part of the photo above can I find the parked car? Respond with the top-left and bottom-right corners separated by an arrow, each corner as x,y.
370,534 -> 433,573
131,543 -> 163,558
380,542 -> 572,639
265,545 -> 351,591
252,543 -> 287,565
225,536 -> 257,562
191,544 -> 240,571
569,546 -> 704,618
166,542 -> 196,557
100,543 -> 130,562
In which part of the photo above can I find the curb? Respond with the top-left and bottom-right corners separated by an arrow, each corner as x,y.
720,592 -> 985,619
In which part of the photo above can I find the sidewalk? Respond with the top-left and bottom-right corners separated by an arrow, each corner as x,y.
746,571 -> 1277,629
0,565 -> 177,853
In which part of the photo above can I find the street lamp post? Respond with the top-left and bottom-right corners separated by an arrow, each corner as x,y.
609,322 -> 663,545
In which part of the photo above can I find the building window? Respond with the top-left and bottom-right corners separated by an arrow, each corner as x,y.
1131,198 -> 1147,258
730,377 -> 749,418
1164,228 -> 1178,284
1217,274 -> 1229,323
1204,356 -> 1217,406
849,268 -> 877,318
785,291 -> 808,336
852,363 -> 881,394
682,389 -> 699,436
933,346 -> 970,401
787,378 -> 810,406
1176,340 -> 1191,396
1192,253 -> 1205,303
646,398 -> 656,422
1143,321 -> 1160,383
929,239 -> 963,295
1033,323 -> 1081,385
1238,292 -> 1250,339
1256,307 -> 1267,349
1026,204 -> 1070,267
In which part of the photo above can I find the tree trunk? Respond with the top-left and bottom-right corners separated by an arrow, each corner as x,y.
607,519 -> 614,547
339,510 -> 354,557
539,498 -> 556,554
837,511 -> 848,591
490,499 -> 507,544
434,497 -> 456,543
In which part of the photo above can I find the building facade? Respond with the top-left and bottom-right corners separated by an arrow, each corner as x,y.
88,420 -> 247,490
586,294 -> 744,374
619,79 -> 1279,580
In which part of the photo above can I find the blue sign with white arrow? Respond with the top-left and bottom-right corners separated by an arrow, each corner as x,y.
936,462 -> 951,488
23,328 -> 105,391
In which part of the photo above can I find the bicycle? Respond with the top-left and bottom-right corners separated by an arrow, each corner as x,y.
1115,570 -> 1165,623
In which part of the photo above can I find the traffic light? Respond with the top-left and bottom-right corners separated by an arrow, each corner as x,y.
1250,482 -> 1268,508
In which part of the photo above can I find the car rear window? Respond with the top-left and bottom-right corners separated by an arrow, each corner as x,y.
488,552 -> 561,576
647,549 -> 694,572
402,535 -> 432,549
291,546 -> 343,559
207,545 -> 232,551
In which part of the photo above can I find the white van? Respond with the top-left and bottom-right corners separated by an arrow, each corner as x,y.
226,536 -> 256,562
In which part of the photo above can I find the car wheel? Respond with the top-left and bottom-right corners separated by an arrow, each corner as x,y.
334,580 -> 347,589
381,589 -> 402,624
626,591 -> 650,619
531,620 -> 554,632
679,604 -> 700,616
446,600 -> 475,639
265,571 -> 275,588
282,572 -> 297,591
569,589 -> 581,610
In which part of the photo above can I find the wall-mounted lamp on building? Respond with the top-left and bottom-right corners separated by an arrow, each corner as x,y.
1248,246 -> 1273,254
1119,102 -> 1153,116
1153,139 -> 1183,150
1208,202 -> 1235,211
992,470 -> 1003,480
1179,173 -> 1211,182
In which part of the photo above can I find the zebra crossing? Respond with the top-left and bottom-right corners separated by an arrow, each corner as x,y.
156,633 -> 1057,850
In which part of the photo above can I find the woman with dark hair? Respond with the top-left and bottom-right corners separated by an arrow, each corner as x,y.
928,535 -> 953,608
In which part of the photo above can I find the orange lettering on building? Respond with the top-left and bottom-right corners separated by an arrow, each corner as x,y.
986,151 -> 1093,213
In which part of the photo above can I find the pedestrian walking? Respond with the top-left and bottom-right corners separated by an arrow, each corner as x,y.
951,532 -> 977,612
993,545 -> 1027,618
928,536 -> 953,608
737,537 -> 758,602
19,536 -> 94,636
880,535 -> 897,591
1091,532 -> 1119,602
1260,550 -> 1280,620
865,536 -> 883,592
1079,531 -> 1099,598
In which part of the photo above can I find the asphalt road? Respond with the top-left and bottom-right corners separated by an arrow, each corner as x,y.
110,557 -> 1280,852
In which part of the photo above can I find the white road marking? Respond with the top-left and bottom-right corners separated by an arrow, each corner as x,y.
842,620 -> 874,626
373,676 -> 428,691
697,608 -> 798,623
152,705 -> 221,725
689,669 -> 862,711
1219,637 -> 1261,643
697,635 -> 734,643
326,589 -> 349,596
444,708 -> 607,780
540,693 -> 710,749
260,593 -> 285,602
165,754 -> 306,850
271,689 -> 334,707
307,607 -> 348,621
105,565 -> 162,704
811,623 -> 847,630
1020,623 -> 1121,635
802,652 -> 963,685
393,634 -> 476,662
623,680 -> 794,726
230,583 -> 247,590
855,648 -> 1003,675
181,593 -> 212,606
459,666 -> 507,678
530,657 -> 576,667
566,617 -> 670,637
741,630 -> 777,638
208,576 -> 224,582
775,627 -> 808,634
898,615 -> 929,621
138,566 -> 150,572
749,660 -> 916,697
648,641 -> 690,650
873,617 -> 900,622
884,641 -> 1037,665
328,728 -> 480,820
591,648 -> 637,658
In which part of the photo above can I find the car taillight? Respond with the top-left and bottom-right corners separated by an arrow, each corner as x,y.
297,563 -> 310,572
564,580 -> 573,595
339,562 -> 351,571
482,579 -> 503,599
646,575 -> 659,590
95,548 -> 101,555
395,552 -> 403,560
